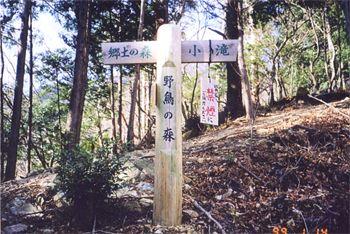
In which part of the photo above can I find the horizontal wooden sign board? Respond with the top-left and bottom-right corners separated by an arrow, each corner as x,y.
101,40 -> 238,64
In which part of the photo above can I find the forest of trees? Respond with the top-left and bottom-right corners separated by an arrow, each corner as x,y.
1,0 -> 350,232
1,0 -> 349,180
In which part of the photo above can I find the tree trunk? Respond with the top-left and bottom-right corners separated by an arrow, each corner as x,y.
276,62 -> 285,100
110,66 -> 117,152
127,0 -> 145,149
253,64 -> 260,106
108,11 -> 117,152
322,5 -> 330,87
324,11 -> 336,90
154,0 -> 168,31
342,0 -> 350,40
27,5 -> 33,174
65,0 -> 92,151
97,104 -> 103,147
269,62 -> 276,106
225,0 -> 244,119
1,19 -> 5,181
190,63 -> 199,117
336,3 -> 342,89
137,73 -> 141,141
146,70 -> 153,144
306,7 -> 321,92
32,143 -> 47,169
5,0 -> 31,181
56,71 -> 63,153
118,66 -> 123,142
237,0 -> 254,121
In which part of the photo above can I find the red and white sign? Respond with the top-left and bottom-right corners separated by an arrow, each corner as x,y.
200,76 -> 218,125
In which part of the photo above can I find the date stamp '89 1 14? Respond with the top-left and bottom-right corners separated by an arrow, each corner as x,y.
272,226 -> 329,234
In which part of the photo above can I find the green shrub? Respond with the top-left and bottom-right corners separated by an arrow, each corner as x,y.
57,147 -> 122,230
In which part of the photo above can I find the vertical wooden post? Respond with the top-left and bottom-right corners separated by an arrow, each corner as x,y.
153,24 -> 182,226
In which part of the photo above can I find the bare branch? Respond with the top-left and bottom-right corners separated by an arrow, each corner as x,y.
208,28 -> 227,39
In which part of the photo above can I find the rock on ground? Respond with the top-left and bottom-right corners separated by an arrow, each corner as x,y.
3,224 -> 28,234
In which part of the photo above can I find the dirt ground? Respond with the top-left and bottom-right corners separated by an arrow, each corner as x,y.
1,99 -> 349,233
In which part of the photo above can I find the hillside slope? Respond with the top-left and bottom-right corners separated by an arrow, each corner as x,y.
1,99 -> 349,233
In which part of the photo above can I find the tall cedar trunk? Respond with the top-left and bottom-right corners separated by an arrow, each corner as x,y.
0,23 -> 5,181
225,0 -> 244,119
109,11 -> 117,152
118,66 -> 123,141
127,0 -> 145,148
27,5 -> 33,173
65,0 -> 91,151
237,0 -> 254,120
70,2 -> 93,226
5,0 -> 31,181
342,0 -> 350,40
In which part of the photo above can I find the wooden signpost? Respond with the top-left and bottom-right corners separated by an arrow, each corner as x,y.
101,24 -> 238,226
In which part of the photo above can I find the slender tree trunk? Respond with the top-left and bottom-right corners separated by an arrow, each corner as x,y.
269,62 -> 276,106
342,0 -> 350,40
137,73 -> 141,141
276,66 -> 287,99
110,66 -> 117,152
38,128 -> 46,167
253,64 -> 260,105
27,5 -> 33,173
324,12 -> 336,90
225,0 -> 244,119
190,63 -> 199,117
1,22 -> 5,181
32,143 -> 47,169
143,73 -> 147,138
56,71 -> 63,153
336,3 -> 342,89
306,7 -> 321,92
5,0 -> 31,181
322,5 -> 330,88
147,70 -> 153,145
109,12 -> 117,152
127,0 -> 145,149
340,61 -> 345,89
97,104 -> 103,147
65,0 -> 92,151
118,66 -> 123,142
237,0 -> 254,120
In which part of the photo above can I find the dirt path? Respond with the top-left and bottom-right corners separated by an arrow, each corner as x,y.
185,100 -> 350,151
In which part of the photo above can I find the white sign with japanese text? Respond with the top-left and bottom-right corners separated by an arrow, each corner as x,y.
102,40 -> 238,65
182,40 -> 238,63
160,66 -> 177,150
102,41 -> 158,64
200,76 -> 218,126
